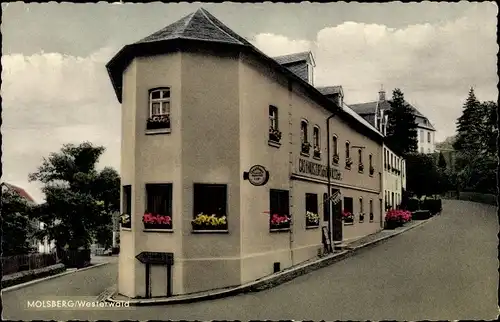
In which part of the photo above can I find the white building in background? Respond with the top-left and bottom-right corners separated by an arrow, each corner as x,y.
350,88 -> 437,154
382,145 -> 406,210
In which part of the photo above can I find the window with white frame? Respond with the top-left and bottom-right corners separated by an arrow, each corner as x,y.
427,131 -> 431,143
147,88 -> 171,131
301,120 -> 308,144
269,105 -> 278,130
332,135 -> 338,156
420,129 -> 424,142
313,125 -> 321,158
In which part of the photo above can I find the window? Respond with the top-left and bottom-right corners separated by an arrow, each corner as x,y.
369,154 -> 373,168
193,184 -> 228,231
269,105 -> 282,144
121,185 -> 132,228
370,199 -> 374,222
427,131 -> 431,143
343,196 -> 354,224
313,126 -> 321,158
270,189 -> 290,230
269,106 -> 278,130
332,136 -> 338,155
313,126 -> 320,148
305,193 -> 319,227
323,193 -> 330,221
147,88 -> 171,131
345,141 -> 350,158
358,149 -> 363,164
420,147 -> 424,153
301,120 -> 308,143
145,184 -> 173,229
146,184 -> 172,216
420,129 -> 424,142
359,197 -> 364,222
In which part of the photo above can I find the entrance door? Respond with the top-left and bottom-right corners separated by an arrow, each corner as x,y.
332,189 -> 343,242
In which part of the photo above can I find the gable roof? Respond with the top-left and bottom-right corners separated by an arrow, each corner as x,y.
272,51 -> 315,67
349,99 -> 435,131
107,8 -> 384,143
1,182 -> 36,204
316,86 -> 343,97
342,103 -> 383,138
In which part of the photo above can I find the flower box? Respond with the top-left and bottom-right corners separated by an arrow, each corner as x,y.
358,163 -> 364,172
305,211 -> 320,227
120,213 -> 131,229
143,213 -> 172,229
359,213 -> 365,222
301,142 -> 311,155
345,157 -> 353,169
269,127 -> 282,143
191,213 -> 228,231
385,209 -> 412,229
270,214 -> 291,231
313,147 -> 321,159
342,210 -> 354,225
332,154 -> 340,165
369,166 -> 375,176
146,115 -> 170,130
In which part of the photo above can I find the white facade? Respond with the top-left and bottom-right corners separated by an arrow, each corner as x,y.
417,125 -> 436,154
382,145 -> 406,211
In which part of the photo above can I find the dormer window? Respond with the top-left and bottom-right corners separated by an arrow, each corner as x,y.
308,64 -> 314,86
147,88 -> 171,133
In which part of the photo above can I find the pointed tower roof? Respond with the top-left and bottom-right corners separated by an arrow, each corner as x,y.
106,8 -> 263,103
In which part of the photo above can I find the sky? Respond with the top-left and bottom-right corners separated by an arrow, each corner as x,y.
1,1 -> 498,203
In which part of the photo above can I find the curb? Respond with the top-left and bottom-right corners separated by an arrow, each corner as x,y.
105,217 -> 436,306
2,262 -> 111,293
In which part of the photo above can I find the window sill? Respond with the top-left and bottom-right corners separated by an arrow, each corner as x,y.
305,225 -> 320,229
358,170 -> 364,174
345,166 -> 352,170
143,229 -> 174,233
313,156 -> 322,161
300,152 -> 310,157
343,222 -> 354,226
359,220 -> 365,223
369,220 -> 374,223
121,227 -> 132,231
145,128 -> 171,135
192,230 -> 229,234
270,228 -> 291,232
268,140 -> 281,148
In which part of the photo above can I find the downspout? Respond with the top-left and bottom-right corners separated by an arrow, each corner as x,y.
326,94 -> 341,249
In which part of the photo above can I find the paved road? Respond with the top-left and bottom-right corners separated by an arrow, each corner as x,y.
3,200 -> 498,320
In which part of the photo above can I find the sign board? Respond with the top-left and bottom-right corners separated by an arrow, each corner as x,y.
243,165 -> 269,186
322,226 -> 333,253
136,252 -> 174,265
297,158 -> 342,181
331,190 -> 342,205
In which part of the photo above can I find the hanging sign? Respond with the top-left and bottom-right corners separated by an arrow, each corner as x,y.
243,165 -> 270,186
136,252 -> 174,265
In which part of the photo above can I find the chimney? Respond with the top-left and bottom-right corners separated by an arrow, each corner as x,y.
379,84 -> 386,101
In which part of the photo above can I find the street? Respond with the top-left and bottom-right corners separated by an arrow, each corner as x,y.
2,200 -> 497,320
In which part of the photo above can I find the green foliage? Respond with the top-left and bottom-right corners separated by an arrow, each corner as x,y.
385,88 -> 419,156
406,153 -> 446,198
438,152 -> 447,169
29,142 -> 120,251
453,88 -> 497,194
1,188 -> 36,255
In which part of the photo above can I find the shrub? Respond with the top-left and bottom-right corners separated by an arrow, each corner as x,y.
407,198 -> 420,211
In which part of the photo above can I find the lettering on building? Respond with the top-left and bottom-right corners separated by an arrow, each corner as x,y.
298,159 -> 342,181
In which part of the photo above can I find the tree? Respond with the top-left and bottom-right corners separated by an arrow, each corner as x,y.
386,88 -> 419,156
29,142 -> 120,254
438,151 -> 447,169
406,153 -> 443,198
453,87 -> 483,153
1,188 -> 36,255
453,89 -> 497,194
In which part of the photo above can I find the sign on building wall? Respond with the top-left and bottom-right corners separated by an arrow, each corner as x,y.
297,158 -> 342,181
243,165 -> 270,186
